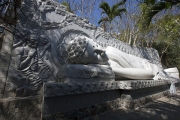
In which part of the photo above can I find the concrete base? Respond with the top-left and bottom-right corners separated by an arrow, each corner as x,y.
121,84 -> 170,109
0,80 -> 178,120
43,90 -> 121,119
42,80 -> 177,120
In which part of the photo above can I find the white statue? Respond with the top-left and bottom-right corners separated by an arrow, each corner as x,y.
58,36 -> 179,82
106,46 -> 180,80
57,36 -> 115,83
164,67 -> 179,79
106,46 -> 159,80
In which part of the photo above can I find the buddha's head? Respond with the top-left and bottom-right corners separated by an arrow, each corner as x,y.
66,36 -> 108,64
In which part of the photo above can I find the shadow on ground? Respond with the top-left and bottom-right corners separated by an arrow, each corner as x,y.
84,91 -> 180,120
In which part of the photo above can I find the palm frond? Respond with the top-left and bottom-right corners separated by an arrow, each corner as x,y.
112,0 -> 126,12
113,8 -> 126,19
144,2 -> 167,28
142,0 -> 180,29
99,2 -> 110,15
116,0 -> 126,6
99,1 -> 126,28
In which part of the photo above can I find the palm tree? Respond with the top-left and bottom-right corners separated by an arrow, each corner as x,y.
140,0 -> 180,29
98,0 -> 126,32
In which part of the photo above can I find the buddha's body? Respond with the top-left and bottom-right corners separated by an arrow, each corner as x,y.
106,46 -> 160,80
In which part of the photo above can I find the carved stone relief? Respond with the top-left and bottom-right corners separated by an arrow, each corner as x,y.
2,0 -> 178,98
0,1 -> 179,120
5,29 -> 53,97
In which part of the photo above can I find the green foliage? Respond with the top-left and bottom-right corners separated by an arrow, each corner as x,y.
153,41 -> 180,70
145,0 -> 156,5
98,0 -> 126,32
139,0 -> 180,30
148,15 -> 180,69
61,1 -> 73,13
136,1 -> 180,70
98,0 -> 126,23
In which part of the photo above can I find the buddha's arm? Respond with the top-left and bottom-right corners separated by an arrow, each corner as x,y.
106,47 -> 133,68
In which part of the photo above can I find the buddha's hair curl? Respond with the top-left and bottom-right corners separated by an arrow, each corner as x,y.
66,36 -> 88,64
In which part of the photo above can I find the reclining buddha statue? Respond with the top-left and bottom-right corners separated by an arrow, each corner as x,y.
57,36 -> 179,83
57,36 -> 115,83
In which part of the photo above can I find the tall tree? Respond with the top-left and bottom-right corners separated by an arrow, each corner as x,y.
116,0 -> 141,45
98,0 -> 126,32
139,0 -> 180,29
138,13 -> 180,69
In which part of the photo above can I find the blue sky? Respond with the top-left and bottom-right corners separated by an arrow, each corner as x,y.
55,0 -> 140,32
56,0 -> 129,26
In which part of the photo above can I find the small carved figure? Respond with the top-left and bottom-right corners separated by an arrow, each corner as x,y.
11,32 -> 51,96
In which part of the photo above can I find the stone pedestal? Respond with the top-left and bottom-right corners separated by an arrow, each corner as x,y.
42,80 -> 174,120
0,80 -> 179,120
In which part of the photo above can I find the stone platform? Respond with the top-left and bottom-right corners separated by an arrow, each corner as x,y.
0,79 -> 179,120
42,80 -> 175,120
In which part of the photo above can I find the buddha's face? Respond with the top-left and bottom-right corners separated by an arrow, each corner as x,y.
81,38 -> 109,65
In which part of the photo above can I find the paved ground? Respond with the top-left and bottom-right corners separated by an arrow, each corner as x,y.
84,91 -> 180,120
